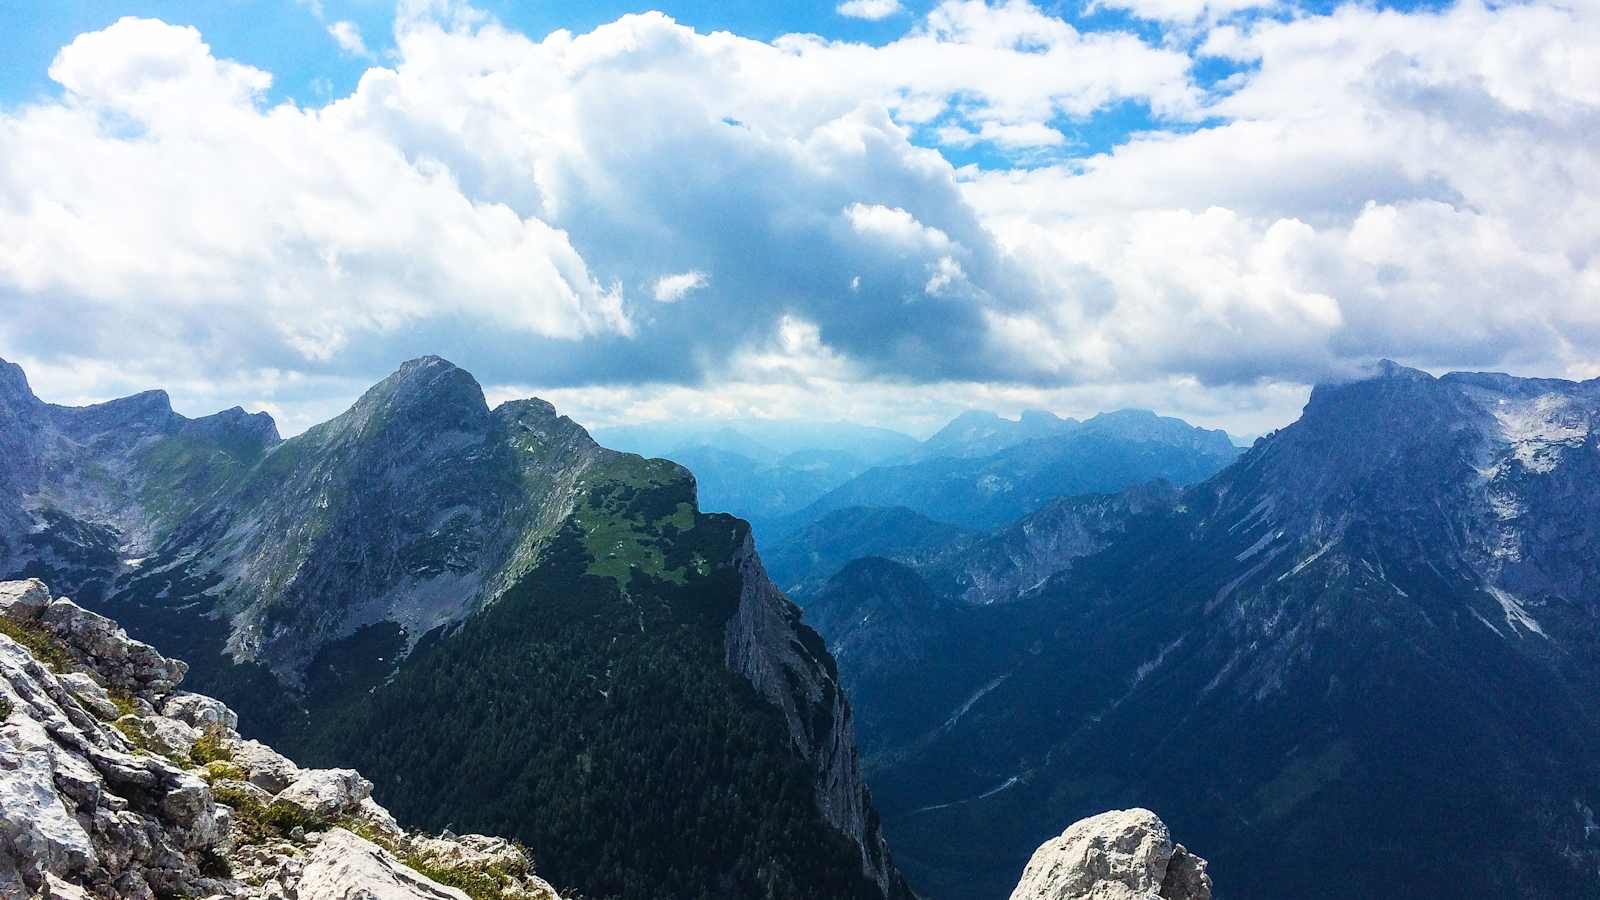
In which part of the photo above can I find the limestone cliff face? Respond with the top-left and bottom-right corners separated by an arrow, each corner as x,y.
0,578 -> 560,900
724,533 -> 906,898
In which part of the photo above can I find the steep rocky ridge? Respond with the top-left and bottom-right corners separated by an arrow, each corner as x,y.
816,361 -> 1600,900
0,357 -> 910,900
0,359 -> 278,602
0,577 -> 559,900
924,480 -> 1182,607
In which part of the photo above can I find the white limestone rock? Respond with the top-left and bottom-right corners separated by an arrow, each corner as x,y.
403,834 -> 562,899
230,740 -> 301,794
0,579 -> 50,621
0,580 -> 563,900
1008,808 -> 1212,900
56,673 -> 120,723
352,797 -> 405,843
36,598 -> 187,698
113,714 -> 201,760
0,714 -> 98,891
273,768 -> 373,820
297,829 -> 469,900
161,692 -> 239,734
0,630 -> 223,900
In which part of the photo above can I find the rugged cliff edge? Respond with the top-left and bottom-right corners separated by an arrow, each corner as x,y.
0,578 -> 560,900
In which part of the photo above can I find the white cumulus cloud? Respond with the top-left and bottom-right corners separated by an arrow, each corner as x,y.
2,0 -> 1598,438
652,271 -> 709,303
837,0 -> 905,21
327,20 -> 372,57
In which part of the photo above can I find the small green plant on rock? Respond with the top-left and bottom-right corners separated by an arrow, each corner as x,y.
212,782 -> 331,846
107,688 -> 138,719
0,618 -> 72,672
333,819 -> 538,900
189,726 -> 234,766
201,759 -> 247,783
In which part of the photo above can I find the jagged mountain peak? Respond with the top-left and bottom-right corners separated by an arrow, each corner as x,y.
182,405 -> 281,457
365,355 -> 485,410
495,395 -> 562,420
311,356 -> 490,446
1369,357 -> 1433,380
65,388 -> 177,430
0,355 -> 37,409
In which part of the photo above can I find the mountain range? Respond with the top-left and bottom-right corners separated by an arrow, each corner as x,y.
803,361 -> 1600,899
771,409 -> 1239,536
0,356 -> 909,900
11,352 -> 1597,900
595,410 -> 1239,548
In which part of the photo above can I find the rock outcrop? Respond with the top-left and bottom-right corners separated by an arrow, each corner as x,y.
1009,809 -> 1211,900
0,578 -> 560,900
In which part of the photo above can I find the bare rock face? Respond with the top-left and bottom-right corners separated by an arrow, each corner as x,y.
0,580 -> 49,621
0,579 -> 562,900
298,829 -> 470,900
1008,808 -> 1212,900
274,768 -> 373,820
723,532 -> 906,897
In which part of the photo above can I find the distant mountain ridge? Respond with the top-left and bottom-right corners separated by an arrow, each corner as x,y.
914,409 -> 1078,460
0,355 -> 911,900
0,358 -> 280,594
771,410 -> 1239,537
807,361 -> 1600,900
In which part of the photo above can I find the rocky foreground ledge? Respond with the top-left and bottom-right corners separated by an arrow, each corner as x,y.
0,579 -> 560,900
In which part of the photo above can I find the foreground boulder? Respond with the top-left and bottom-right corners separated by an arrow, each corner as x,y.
0,579 -> 560,900
1009,808 -> 1212,900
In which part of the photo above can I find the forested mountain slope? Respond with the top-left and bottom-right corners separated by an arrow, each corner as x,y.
0,356 -> 910,900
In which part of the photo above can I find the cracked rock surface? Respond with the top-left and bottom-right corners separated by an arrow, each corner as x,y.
0,579 -> 560,900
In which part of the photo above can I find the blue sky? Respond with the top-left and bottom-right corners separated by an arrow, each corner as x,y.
1,0 -> 1596,438
3,0 -> 1413,165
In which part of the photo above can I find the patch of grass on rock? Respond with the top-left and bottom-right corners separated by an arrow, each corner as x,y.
0,618 -> 72,672
189,727 -> 234,766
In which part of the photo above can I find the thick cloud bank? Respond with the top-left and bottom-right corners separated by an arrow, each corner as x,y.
1,0 -> 1596,435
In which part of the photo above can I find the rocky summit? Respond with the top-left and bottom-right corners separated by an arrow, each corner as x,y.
0,578 -> 560,900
